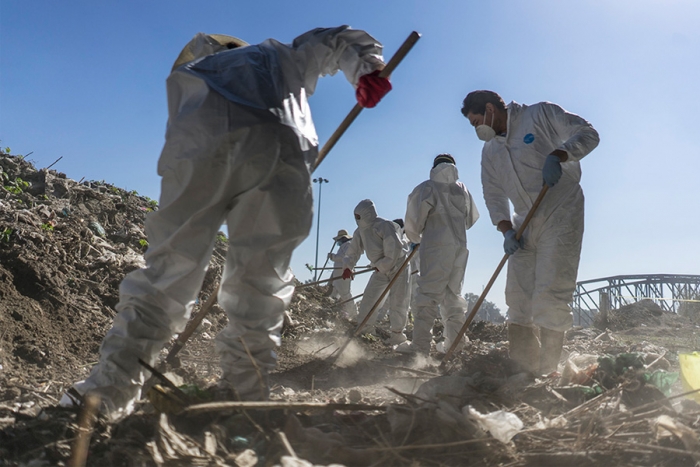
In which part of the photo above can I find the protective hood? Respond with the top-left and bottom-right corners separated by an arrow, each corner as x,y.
172,33 -> 249,72
354,199 -> 377,228
429,163 -> 459,184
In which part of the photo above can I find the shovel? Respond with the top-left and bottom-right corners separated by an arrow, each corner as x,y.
313,31 -> 421,172
329,244 -> 419,365
332,269 -> 417,309
316,240 -> 337,282
296,266 -> 375,289
440,185 -> 549,367
165,286 -> 219,364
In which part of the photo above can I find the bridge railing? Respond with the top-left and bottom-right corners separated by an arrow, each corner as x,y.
572,274 -> 700,327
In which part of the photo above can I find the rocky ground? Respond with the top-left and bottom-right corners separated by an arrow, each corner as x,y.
2,152 -> 700,466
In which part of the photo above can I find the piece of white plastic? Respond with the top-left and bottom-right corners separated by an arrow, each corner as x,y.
465,406 -> 524,443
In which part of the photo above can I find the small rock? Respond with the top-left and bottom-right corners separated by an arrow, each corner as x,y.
348,389 -> 362,403
197,318 -> 212,333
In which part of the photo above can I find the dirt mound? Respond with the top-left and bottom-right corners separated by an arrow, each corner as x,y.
597,299 -> 679,331
2,153 -> 700,466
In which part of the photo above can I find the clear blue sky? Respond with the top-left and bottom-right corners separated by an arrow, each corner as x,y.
2,1 -> 698,314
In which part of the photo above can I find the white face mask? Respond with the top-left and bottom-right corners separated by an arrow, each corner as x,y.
475,110 -> 496,142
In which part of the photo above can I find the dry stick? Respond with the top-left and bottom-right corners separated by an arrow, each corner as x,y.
601,438 -> 700,458
165,285 -> 219,364
385,386 -> 432,405
182,400 -> 386,416
137,358 -> 192,402
296,267 -> 374,289
601,386 -> 700,423
374,362 -> 440,378
45,156 -> 63,170
644,350 -> 667,369
312,30 -> 422,172
277,431 -> 298,459
239,336 -> 267,401
334,293 -> 364,308
67,392 -> 101,467
440,185 -> 549,366
310,342 -> 336,356
364,437 -> 491,452
329,246 -> 420,364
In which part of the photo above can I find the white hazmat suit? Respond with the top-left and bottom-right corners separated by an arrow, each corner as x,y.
481,101 -> 599,332
329,237 -> 358,319
343,200 -> 410,340
403,162 -> 479,354
62,27 -> 386,418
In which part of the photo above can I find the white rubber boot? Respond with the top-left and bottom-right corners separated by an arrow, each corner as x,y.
507,323 -> 540,374
539,327 -> 565,375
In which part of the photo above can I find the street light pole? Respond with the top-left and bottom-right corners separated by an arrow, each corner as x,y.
312,177 -> 329,281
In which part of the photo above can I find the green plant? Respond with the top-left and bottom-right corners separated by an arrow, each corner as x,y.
41,223 -> 54,232
3,177 -> 29,194
217,233 -> 228,243
0,140 -> 10,155
1,227 -> 12,243
139,239 -> 149,248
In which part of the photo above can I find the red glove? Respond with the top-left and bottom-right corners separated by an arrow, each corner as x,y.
356,70 -> 392,108
342,268 -> 354,280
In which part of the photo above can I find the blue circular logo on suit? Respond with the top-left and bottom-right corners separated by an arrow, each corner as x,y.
523,133 -> 535,144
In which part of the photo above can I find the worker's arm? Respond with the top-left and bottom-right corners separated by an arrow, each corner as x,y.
461,183 -> 480,231
341,230 -> 364,270
404,183 -> 433,245
291,26 -> 385,95
539,102 -> 600,163
481,154 -> 512,229
374,224 -> 405,275
329,241 -> 348,262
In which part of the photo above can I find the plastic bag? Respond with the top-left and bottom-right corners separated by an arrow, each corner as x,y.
679,352 -> 700,401
465,407 -> 523,443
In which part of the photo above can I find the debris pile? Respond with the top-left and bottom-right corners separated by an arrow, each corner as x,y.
599,298 -> 669,331
2,152 -> 700,466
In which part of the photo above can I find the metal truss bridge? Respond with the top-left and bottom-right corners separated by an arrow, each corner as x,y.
572,274 -> 700,327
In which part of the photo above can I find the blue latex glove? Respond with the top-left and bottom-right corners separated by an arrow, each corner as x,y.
542,154 -> 562,187
503,229 -> 523,255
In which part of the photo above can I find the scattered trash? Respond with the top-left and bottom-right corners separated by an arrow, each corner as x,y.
88,220 -> 106,237
680,352 -> 700,401
560,352 -> 599,386
466,406 -> 523,443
